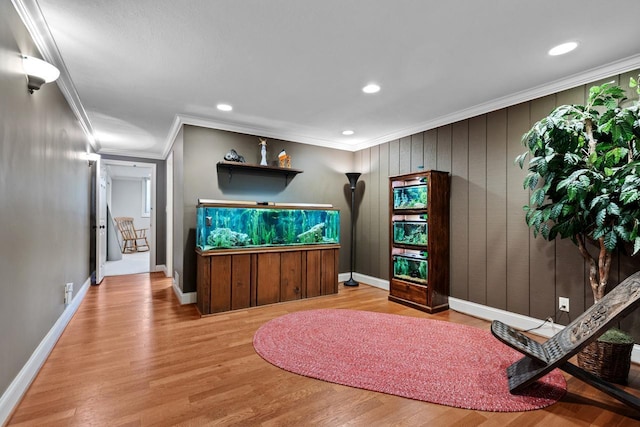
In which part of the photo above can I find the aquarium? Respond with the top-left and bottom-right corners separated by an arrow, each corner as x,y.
393,221 -> 428,246
393,253 -> 428,285
393,183 -> 428,210
196,200 -> 340,250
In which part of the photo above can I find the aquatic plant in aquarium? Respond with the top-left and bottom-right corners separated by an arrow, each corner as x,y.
393,221 -> 428,246
393,183 -> 428,210
393,253 -> 428,285
196,202 -> 340,250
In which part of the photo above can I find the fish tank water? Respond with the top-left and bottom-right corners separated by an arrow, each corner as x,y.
393,182 -> 428,210
393,253 -> 428,285
393,221 -> 428,246
196,200 -> 340,250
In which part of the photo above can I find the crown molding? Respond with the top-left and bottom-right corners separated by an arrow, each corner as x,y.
12,0 -> 99,152
350,53 -> 640,152
161,113 -> 356,159
98,147 -> 166,160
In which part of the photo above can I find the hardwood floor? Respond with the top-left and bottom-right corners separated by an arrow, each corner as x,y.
7,273 -> 640,426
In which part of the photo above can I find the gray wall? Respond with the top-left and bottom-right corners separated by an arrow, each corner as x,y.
111,178 -> 151,230
354,69 -> 640,338
101,154 -> 166,266
0,2 -> 91,397
172,125 -> 354,293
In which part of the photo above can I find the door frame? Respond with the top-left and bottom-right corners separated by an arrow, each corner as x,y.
101,158 -> 158,273
166,151 -> 174,279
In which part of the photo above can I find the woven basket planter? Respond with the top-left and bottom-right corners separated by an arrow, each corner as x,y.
577,339 -> 633,384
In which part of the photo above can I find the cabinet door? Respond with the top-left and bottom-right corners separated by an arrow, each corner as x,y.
257,252 -> 281,305
305,250 -> 322,297
196,256 -> 211,314
211,256 -> 232,313
231,254 -> 251,310
321,249 -> 338,295
281,251 -> 302,301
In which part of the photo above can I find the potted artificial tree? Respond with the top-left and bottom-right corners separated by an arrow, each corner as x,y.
517,75 -> 640,383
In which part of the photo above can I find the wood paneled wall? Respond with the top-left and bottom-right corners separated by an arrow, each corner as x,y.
354,69 -> 640,338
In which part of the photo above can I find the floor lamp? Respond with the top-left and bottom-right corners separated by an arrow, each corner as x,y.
344,172 -> 361,287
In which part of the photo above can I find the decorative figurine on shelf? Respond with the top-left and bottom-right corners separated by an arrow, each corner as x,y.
258,138 -> 268,166
278,148 -> 291,168
223,148 -> 245,163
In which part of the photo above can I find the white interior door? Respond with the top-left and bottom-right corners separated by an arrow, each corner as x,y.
96,159 -> 107,284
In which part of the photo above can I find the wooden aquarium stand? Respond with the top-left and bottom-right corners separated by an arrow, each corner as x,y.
196,244 -> 340,315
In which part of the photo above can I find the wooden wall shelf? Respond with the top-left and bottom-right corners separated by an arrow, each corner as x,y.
216,161 -> 303,185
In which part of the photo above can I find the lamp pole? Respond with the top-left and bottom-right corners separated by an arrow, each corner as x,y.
345,173 -> 361,287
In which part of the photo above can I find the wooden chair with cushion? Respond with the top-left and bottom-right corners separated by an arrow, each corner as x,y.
491,270 -> 640,411
114,217 -> 149,253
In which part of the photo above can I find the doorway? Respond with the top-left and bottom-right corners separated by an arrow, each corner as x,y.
102,159 -> 157,276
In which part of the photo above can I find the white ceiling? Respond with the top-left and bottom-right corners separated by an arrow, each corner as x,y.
18,0 -> 640,159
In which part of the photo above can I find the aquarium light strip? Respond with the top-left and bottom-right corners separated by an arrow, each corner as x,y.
197,199 -> 333,209
273,202 -> 333,208
197,199 -> 271,206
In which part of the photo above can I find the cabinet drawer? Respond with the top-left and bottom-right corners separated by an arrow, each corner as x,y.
390,280 -> 427,305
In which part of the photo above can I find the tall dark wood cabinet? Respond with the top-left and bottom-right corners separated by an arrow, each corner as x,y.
388,171 -> 450,313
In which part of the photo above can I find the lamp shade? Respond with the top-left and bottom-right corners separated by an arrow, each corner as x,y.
346,172 -> 361,190
22,55 -> 60,93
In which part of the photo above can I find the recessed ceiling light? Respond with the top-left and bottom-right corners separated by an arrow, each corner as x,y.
342,130 -> 354,136
548,42 -> 578,56
217,103 -> 233,111
362,83 -> 380,94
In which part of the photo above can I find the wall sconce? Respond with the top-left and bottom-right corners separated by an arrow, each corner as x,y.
22,55 -> 60,94
84,152 -> 101,167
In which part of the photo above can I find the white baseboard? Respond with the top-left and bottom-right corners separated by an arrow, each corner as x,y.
339,272 -> 390,291
0,276 -> 91,426
449,297 -> 640,364
171,278 -> 197,305
154,264 -> 167,275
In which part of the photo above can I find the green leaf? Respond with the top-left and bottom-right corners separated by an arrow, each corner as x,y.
615,225 -> 630,240
523,173 -> 539,190
634,237 -> 640,255
605,147 -> 629,165
515,151 -> 529,169
604,232 -> 618,251
621,189 -> 640,204
530,188 -> 545,206
540,223 -> 550,239
607,202 -> 621,217
550,202 -> 564,220
596,209 -> 607,226
578,174 -> 591,188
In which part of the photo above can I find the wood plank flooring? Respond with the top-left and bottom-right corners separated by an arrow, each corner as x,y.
7,272 -> 640,426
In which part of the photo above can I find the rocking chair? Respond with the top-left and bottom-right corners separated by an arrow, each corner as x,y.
114,216 -> 149,253
491,270 -> 640,411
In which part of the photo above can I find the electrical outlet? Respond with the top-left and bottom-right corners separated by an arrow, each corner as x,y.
559,297 -> 570,312
64,283 -> 73,305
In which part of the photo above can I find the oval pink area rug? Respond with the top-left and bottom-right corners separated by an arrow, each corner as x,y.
253,309 -> 566,412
